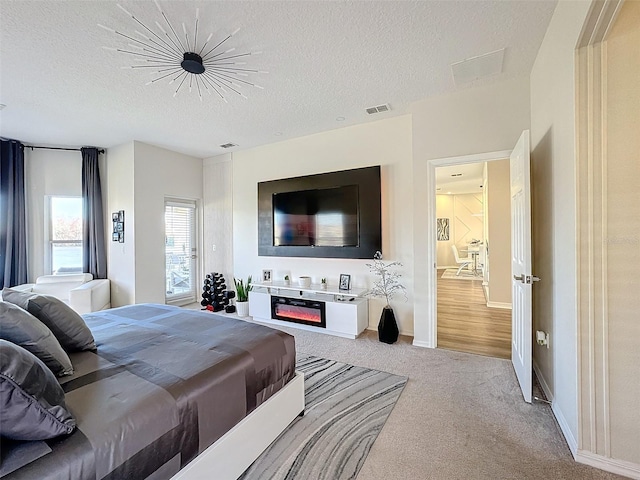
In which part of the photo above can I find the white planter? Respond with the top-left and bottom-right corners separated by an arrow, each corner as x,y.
298,276 -> 311,288
236,301 -> 249,317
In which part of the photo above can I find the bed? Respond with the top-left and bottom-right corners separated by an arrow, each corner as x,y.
0,304 -> 304,480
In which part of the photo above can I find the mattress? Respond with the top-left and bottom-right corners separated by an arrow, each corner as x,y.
1,304 -> 296,479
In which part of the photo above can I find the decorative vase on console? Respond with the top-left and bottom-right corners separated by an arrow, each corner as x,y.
365,251 -> 406,344
321,278 -> 327,290
284,275 -> 291,286
234,276 -> 252,317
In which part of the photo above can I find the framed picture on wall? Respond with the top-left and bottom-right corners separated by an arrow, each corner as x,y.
112,210 -> 125,242
436,218 -> 450,241
339,274 -> 351,291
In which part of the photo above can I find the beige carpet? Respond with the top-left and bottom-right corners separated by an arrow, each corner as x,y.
441,268 -> 483,281
268,326 -> 624,480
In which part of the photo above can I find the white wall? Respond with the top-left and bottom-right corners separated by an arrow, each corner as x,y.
24,148 -> 82,281
604,0 -> 640,465
529,0 -> 592,451
486,159 -> 511,306
105,141 -> 203,306
105,141 -> 135,307
411,75 -> 531,345
435,195 -> 454,267
435,193 -> 483,268
203,154 -> 233,283
230,115 -> 415,334
132,141 -> 203,304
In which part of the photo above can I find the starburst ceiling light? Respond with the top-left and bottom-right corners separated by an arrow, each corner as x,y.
99,1 -> 266,101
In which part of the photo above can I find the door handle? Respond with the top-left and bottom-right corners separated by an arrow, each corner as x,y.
191,254 -> 197,259
513,274 -> 541,284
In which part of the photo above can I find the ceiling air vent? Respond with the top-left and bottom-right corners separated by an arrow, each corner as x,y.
220,143 -> 237,149
366,104 -> 390,115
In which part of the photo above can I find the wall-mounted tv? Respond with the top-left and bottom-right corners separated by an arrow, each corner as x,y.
258,166 -> 381,259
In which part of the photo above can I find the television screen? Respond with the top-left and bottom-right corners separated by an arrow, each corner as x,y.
273,185 -> 359,247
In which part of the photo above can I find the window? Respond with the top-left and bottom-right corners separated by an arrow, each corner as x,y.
48,196 -> 83,274
165,199 -> 197,305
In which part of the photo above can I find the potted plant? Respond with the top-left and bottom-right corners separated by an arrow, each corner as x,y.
321,277 -> 327,290
365,251 -> 406,344
234,276 -> 252,317
284,275 -> 290,286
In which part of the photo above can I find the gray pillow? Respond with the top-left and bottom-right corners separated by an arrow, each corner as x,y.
0,340 -> 76,440
0,302 -> 73,376
2,288 -> 96,352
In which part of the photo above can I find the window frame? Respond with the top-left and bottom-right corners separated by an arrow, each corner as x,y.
45,195 -> 83,275
164,197 -> 198,306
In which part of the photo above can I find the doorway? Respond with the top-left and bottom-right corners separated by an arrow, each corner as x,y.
414,150 -> 512,356
434,159 -> 513,359
164,198 -> 198,305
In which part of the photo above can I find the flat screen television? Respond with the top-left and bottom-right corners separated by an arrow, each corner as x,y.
273,185 -> 359,247
258,166 -> 381,259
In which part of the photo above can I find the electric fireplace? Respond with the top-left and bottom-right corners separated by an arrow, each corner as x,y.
271,296 -> 326,328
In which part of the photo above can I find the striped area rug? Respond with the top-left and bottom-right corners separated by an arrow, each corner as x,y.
240,355 -> 408,480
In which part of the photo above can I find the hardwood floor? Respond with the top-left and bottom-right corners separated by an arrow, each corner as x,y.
437,269 -> 511,359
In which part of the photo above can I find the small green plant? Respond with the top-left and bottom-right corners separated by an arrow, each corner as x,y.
234,276 -> 253,302
284,275 -> 290,281
321,277 -> 327,284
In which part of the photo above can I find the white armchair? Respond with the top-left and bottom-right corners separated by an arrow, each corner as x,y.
5,273 -> 110,315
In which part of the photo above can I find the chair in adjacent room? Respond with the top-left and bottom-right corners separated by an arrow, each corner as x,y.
451,245 -> 472,276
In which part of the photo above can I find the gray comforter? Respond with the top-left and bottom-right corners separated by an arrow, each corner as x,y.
1,304 -> 296,479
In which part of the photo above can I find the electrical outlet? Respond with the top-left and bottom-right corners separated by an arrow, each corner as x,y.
536,330 -> 550,348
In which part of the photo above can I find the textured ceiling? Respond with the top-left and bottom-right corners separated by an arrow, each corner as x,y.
0,1 -> 556,158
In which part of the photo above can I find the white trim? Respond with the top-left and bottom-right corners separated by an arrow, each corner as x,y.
428,150 -> 512,167
486,301 -> 511,309
412,340 -> 432,349
576,450 -> 640,479
554,402 -> 578,457
425,150 -> 513,349
534,360 -> 578,457
172,371 -> 305,480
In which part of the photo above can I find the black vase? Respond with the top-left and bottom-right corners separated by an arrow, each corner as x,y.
378,306 -> 399,344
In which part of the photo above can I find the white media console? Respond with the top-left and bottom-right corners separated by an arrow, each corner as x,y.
248,281 -> 369,339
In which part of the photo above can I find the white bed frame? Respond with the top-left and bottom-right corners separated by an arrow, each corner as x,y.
172,371 -> 305,480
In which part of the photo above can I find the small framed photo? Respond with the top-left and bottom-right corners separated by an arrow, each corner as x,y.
112,212 -> 120,222
116,222 -> 124,232
112,232 -> 119,242
118,210 -> 124,222
262,269 -> 272,283
339,274 -> 351,291
118,232 -> 124,243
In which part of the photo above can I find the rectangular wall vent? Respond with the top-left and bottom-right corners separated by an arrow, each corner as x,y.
220,143 -> 237,149
365,104 -> 390,115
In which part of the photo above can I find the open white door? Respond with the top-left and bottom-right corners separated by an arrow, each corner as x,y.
510,130 -> 536,403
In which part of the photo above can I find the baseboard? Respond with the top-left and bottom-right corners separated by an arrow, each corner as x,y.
366,326 -> 414,338
552,400 -> 578,457
412,339 -> 434,348
533,361 -> 578,456
576,450 -> 640,479
486,301 -> 512,309
533,361 -> 553,401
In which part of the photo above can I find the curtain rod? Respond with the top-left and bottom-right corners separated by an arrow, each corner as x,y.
24,145 -> 105,154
